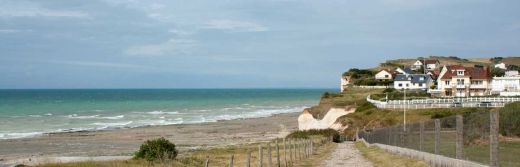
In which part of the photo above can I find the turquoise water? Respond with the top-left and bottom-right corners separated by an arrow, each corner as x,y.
0,89 -> 330,139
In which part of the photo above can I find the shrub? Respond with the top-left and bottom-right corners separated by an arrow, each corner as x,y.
355,101 -> 376,113
134,137 -> 178,162
500,102 -> 520,137
286,129 -> 340,141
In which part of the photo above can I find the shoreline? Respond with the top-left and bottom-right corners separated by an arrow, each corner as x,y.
0,112 -> 301,165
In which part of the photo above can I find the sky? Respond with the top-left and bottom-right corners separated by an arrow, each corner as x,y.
0,0 -> 519,89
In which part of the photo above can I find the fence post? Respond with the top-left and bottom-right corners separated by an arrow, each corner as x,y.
247,149 -> 251,167
276,140 -> 280,167
490,111 -> 499,167
310,139 -> 314,155
420,121 -> 424,151
268,142 -> 273,167
205,156 -> 210,167
456,115 -> 463,159
259,145 -> 263,167
283,138 -> 287,167
229,155 -> 234,167
435,119 -> 440,155
289,139 -> 293,165
298,139 -> 302,160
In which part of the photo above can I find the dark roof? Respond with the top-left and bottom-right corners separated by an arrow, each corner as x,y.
403,67 -> 415,74
394,74 -> 431,84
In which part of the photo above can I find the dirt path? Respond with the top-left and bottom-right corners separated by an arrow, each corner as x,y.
321,142 -> 373,167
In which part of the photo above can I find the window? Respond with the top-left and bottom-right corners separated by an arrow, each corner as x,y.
457,79 -> 465,85
406,84 -> 409,87
445,81 -> 450,85
419,83 -> 423,87
385,75 -> 389,78
398,83 -> 402,87
419,77 -> 424,81
457,70 -> 464,76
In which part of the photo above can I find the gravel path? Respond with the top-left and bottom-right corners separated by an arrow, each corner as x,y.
321,142 -> 373,167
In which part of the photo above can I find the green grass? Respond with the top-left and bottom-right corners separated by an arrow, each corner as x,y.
355,141 -> 430,167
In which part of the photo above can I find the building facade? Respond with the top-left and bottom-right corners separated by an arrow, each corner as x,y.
437,65 -> 491,97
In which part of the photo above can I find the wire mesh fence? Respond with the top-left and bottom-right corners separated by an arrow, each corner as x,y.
359,111 -> 519,167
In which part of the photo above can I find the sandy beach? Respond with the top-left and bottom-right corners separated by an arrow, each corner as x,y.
0,112 -> 300,165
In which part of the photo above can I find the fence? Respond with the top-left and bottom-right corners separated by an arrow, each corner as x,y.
367,95 -> 517,109
359,111 -> 518,167
194,136 -> 332,167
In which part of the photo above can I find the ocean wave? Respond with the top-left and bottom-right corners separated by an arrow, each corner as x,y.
146,111 -> 179,115
100,115 -> 124,120
67,114 -> 100,119
0,132 -> 44,139
91,121 -> 133,127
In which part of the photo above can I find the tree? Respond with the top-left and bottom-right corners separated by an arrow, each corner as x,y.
491,67 -> 505,77
135,137 -> 178,162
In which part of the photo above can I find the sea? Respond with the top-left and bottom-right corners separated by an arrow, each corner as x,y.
0,89 -> 332,140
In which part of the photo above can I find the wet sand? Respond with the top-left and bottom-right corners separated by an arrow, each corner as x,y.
0,112 -> 300,163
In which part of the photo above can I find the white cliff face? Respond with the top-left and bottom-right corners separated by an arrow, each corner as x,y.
298,107 -> 355,131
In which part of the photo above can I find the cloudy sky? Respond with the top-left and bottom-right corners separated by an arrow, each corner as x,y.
0,0 -> 519,89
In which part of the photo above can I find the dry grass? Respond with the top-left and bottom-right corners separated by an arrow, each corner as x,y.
355,142 -> 430,167
33,137 -> 333,167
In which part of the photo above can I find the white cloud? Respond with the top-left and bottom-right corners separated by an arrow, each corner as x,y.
124,39 -> 197,56
0,29 -> 21,33
46,60 -> 149,69
0,2 -> 90,18
204,19 -> 269,32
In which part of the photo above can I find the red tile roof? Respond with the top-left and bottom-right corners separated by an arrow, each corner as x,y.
440,65 -> 490,80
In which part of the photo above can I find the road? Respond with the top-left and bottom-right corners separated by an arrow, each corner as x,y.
321,142 -> 373,167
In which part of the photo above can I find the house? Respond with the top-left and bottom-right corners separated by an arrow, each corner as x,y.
495,62 -> 507,70
394,74 -> 433,90
437,65 -> 491,97
412,60 -> 424,69
375,70 -> 393,81
491,76 -> 520,96
424,59 -> 440,71
491,70 -> 520,96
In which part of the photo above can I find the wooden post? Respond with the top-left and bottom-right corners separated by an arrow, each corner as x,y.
490,111 -> 499,167
419,121 -> 424,151
283,138 -> 287,167
268,142 -> 273,167
229,155 -> 234,167
298,139 -> 302,160
289,139 -> 293,165
310,139 -> 313,155
303,139 -> 307,158
247,149 -> 251,167
456,115 -> 464,159
435,119 -> 440,155
276,140 -> 280,167
205,156 -> 210,167
259,145 -> 263,167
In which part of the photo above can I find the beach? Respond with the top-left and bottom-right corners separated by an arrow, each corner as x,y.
0,112 -> 300,164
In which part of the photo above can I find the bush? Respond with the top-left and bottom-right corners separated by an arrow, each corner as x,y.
355,101 -> 376,113
286,129 -> 340,141
134,137 -> 178,162
500,102 -> 520,137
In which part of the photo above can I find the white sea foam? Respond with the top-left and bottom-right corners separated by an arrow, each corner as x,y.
44,113 -> 53,116
146,111 -> 179,115
91,121 -> 133,127
100,115 -> 124,120
29,115 -> 43,118
0,132 -> 44,139
67,114 -> 100,119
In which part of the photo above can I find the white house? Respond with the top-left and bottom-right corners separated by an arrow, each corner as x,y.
495,62 -> 507,70
412,60 -> 424,69
375,70 -> 393,80
492,76 -> 520,96
424,59 -> 440,70
394,74 -> 433,90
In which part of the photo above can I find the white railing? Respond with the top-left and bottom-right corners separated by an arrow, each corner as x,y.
367,95 -> 518,109
353,85 -> 390,89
